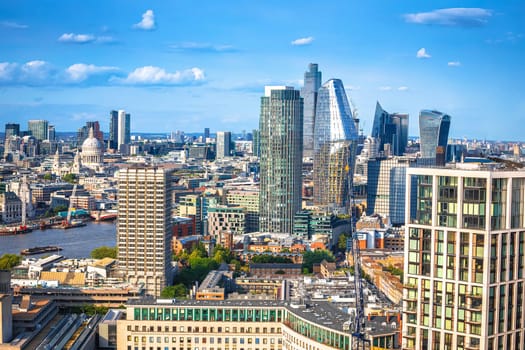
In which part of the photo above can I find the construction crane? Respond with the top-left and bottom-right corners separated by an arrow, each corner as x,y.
62,184 -> 77,228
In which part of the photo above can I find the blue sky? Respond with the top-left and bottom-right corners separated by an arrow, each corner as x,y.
1,1 -> 524,140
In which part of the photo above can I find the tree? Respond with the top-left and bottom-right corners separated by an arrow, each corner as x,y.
62,173 -> 76,184
251,255 -> 292,264
212,245 -> 233,264
337,234 -> 350,252
302,250 -> 335,273
161,284 -> 188,299
0,254 -> 21,270
43,173 -> 52,181
90,246 -> 117,259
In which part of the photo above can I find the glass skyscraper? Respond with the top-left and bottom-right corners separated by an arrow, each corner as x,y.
118,110 -> 131,151
301,63 -> 322,159
259,86 -> 303,234
371,101 -> 408,156
109,110 -> 119,150
313,79 -> 358,209
27,119 -> 48,141
419,110 -> 451,160
4,123 -> 20,139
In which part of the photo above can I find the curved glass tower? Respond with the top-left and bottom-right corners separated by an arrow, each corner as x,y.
419,110 -> 451,159
313,79 -> 358,209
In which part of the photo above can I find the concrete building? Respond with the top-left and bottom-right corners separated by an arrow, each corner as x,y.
259,86 -> 303,234
117,166 -> 173,297
225,189 -> 259,233
216,131 -> 232,159
117,110 -> 131,153
207,205 -> 246,237
403,164 -> 525,349
0,192 -> 22,224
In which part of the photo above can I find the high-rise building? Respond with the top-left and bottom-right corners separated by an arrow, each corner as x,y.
403,165 -> 525,350
27,120 -> 48,141
109,110 -> 119,150
4,124 -> 20,139
216,131 -> 231,159
259,86 -> 303,234
366,156 -> 416,225
252,129 -> 260,157
204,127 -> 210,140
371,102 -> 409,156
47,125 -> 55,141
117,110 -> 131,152
419,110 -> 451,160
117,166 -> 173,297
301,63 -> 322,158
313,79 -> 358,210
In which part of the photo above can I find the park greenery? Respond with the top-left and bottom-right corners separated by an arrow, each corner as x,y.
90,246 -> 117,259
302,250 -> 335,273
62,173 -> 77,184
0,254 -> 21,270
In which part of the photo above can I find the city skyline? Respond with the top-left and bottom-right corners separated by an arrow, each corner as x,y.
0,1 -> 524,140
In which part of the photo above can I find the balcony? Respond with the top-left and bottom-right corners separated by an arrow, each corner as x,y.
403,295 -> 418,302
403,283 -> 418,289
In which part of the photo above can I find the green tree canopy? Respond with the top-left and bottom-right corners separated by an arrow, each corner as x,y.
43,173 -> 53,181
0,254 -> 21,270
251,255 -> 293,264
302,250 -> 335,273
90,246 -> 117,259
161,283 -> 188,299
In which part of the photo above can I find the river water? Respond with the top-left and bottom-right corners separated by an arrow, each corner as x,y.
0,221 -> 117,258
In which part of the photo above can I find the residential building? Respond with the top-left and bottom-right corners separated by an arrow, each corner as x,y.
216,131 -> 232,159
403,164 -> 525,349
371,102 -> 408,156
225,189 -> 259,232
27,119 -> 48,141
313,79 -> 358,210
259,86 -> 303,234
207,205 -> 246,237
419,110 -> 451,160
301,63 -> 322,158
117,166 -> 173,297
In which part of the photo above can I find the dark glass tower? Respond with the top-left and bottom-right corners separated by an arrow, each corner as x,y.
419,110 -> 451,160
109,110 -> 119,150
5,123 -> 20,139
259,86 -> 303,233
371,102 -> 408,156
301,63 -> 322,158
313,79 -> 358,209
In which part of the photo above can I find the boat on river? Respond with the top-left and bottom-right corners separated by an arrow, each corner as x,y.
20,246 -> 62,255
0,225 -> 32,236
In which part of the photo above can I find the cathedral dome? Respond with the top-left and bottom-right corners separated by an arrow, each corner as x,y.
81,127 -> 103,168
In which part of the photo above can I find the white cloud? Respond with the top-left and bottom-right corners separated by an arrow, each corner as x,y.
398,86 -> 409,91
291,36 -> 314,46
0,21 -> 28,29
134,10 -> 156,30
171,42 -> 236,52
404,8 -> 492,27
116,66 -> 205,85
417,48 -> 431,59
59,33 -> 96,43
0,62 -> 18,81
448,61 -> 461,67
0,60 -> 54,84
379,86 -> 392,91
66,63 -> 119,82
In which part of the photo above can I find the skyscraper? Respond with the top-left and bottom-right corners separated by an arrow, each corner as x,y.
419,110 -> 451,160
47,125 -> 55,141
216,131 -> 231,159
403,165 -> 525,350
27,120 -> 48,141
259,86 -> 303,234
4,124 -> 20,139
204,127 -> 210,140
77,121 -> 103,148
109,110 -> 119,150
371,102 -> 409,156
313,79 -> 358,209
117,166 -> 173,297
117,110 -> 131,152
301,63 -> 322,158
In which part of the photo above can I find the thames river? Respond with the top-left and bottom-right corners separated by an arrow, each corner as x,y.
0,221 -> 117,258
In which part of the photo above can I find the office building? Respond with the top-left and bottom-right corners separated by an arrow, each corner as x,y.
216,131 -> 232,159
252,129 -> 260,157
259,86 -> 303,234
77,121 -> 103,148
403,165 -> 525,349
118,110 -> 131,152
419,110 -> 451,160
313,79 -> 358,209
5,123 -> 20,139
109,110 -> 119,150
301,63 -> 322,158
27,120 -> 48,141
117,166 -> 173,297
371,102 -> 408,156
204,127 -> 210,140
366,156 -> 416,226
47,125 -> 55,141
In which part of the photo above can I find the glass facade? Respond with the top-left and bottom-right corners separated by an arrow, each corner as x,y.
371,102 -> 408,156
109,110 -> 119,150
313,79 -> 358,209
27,119 -> 48,141
259,87 -> 303,234
300,63 -> 321,158
418,110 -> 451,160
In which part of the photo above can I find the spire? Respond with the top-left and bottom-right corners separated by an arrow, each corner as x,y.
88,127 -> 94,139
